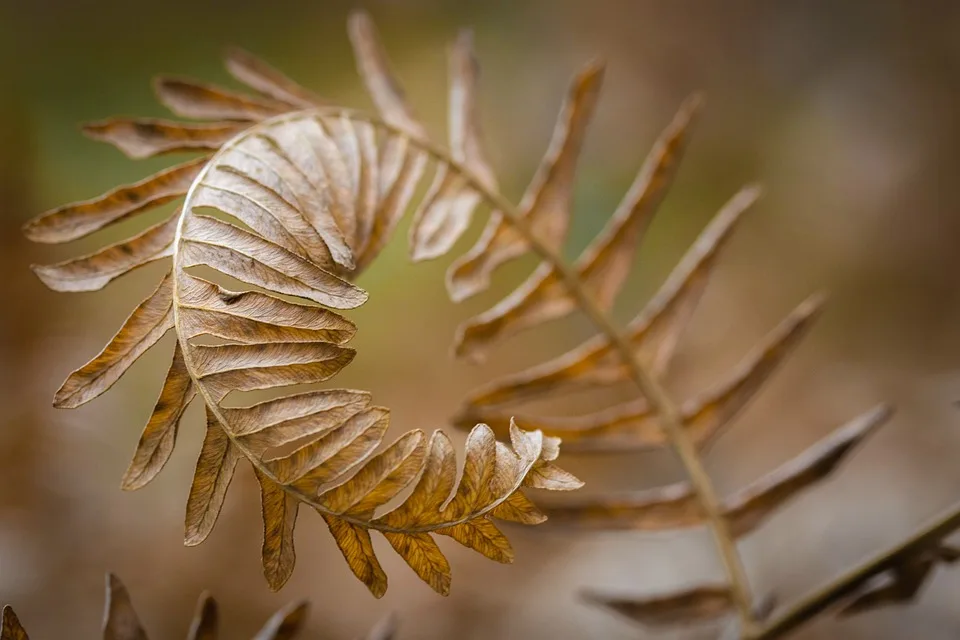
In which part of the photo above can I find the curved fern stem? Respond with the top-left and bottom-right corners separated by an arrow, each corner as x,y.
339,110 -> 758,630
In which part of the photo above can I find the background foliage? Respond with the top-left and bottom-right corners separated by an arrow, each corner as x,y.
2,0 -> 960,637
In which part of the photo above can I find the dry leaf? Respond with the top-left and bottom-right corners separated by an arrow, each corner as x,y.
542,404 -> 890,532
83,118 -> 244,159
446,61 -> 604,302
224,47 -> 325,108
23,157 -> 205,244
583,585 -> 736,627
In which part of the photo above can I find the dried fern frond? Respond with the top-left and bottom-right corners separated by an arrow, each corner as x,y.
1,573 -> 307,640
426,13 -> 956,640
24,12 -> 587,596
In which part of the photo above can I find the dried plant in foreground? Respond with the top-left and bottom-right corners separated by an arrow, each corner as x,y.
444,29 -> 960,640
23,11 -> 586,596
1,574 -> 308,639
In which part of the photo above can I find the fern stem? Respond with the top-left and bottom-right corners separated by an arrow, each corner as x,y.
748,500 -> 960,639
347,111 -> 758,631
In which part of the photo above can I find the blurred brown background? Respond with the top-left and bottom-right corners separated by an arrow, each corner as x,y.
2,0 -> 960,637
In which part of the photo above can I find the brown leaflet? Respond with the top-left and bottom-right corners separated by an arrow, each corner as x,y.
542,405 -> 890,533
453,183 -> 758,364
725,404 -> 891,537
355,137 -> 427,272
436,517 -> 514,564
457,183 -> 758,408
82,118 -> 244,159
376,430 -> 458,528
185,594 -> 218,640
121,342 -> 194,491
407,31 -> 495,262
185,409 -> 242,546
32,210 -> 178,293
190,341 -> 356,403
177,275 -> 357,346
203,154 -> 348,270
350,120 -> 380,258
242,128 -> 356,270
382,532 -> 452,596
442,424 -> 497,519
322,514 -> 388,598
23,157 -> 205,244
448,30 -> 497,190
571,94 -> 702,310
1,607 -> 28,640
582,585 -> 735,627
320,431 -> 426,516
226,389 -> 371,447
347,10 -> 425,137
255,468 -> 300,591
154,76 -> 290,121
274,406 -> 390,489
251,601 -> 310,640
224,47 -> 326,108
466,293 -> 825,452
178,215 -> 367,309
490,490 -> 547,525
54,272 -> 174,408
281,118 -> 358,248
103,574 -> 148,640
446,62 -> 604,302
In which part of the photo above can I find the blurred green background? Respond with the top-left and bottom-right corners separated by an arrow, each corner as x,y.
2,0 -> 960,637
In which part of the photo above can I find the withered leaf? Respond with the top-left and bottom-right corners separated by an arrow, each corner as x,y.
224,47 -> 325,108
543,404 -> 890,532
103,574 -> 148,640
323,514 -> 389,598
190,341 -> 356,403
465,293 -> 825,451
121,341 -> 195,491
583,585 -> 735,627
23,157 -> 205,244
177,275 -> 357,345
83,118 -> 244,159
437,518 -> 514,564
54,272 -> 174,409
251,601 -> 309,640
185,409 -> 242,546
154,77 -> 290,121
32,210 -> 178,293
1,607 -> 27,640
347,10 -> 425,137
446,61 -> 604,302
454,184 -> 759,363
178,214 -> 367,309
256,469 -> 300,591
408,30 -> 495,262
185,594 -> 218,640
457,184 -> 752,410
382,532 -> 452,596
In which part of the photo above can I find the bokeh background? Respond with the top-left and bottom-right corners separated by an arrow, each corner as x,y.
2,0 -> 960,638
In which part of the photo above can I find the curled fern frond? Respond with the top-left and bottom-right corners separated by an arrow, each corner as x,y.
1,573 -> 308,640
24,11 -> 586,595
